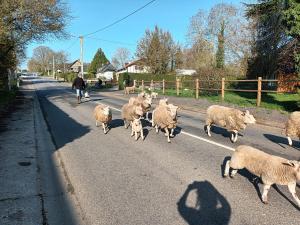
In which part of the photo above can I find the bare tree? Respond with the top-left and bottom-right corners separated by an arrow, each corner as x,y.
28,46 -> 53,73
111,48 -> 131,69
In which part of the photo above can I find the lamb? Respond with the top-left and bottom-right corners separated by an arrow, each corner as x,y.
121,103 -> 144,128
94,104 -> 112,134
224,145 -> 300,207
284,111 -> 300,146
152,103 -> 179,143
130,117 -> 144,141
205,105 -> 256,142
124,84 -> 136,94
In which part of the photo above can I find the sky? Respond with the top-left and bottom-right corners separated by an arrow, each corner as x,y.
22,0 -> 253,69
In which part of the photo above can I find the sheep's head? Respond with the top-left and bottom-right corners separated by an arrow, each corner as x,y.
143,95 -> 152,106
242,110 -> 256,124
168,104 -> 179,119
282,160 -> 300,181
103,106 -> 111,116
159,98 -> 168,106
134,105 -> 144,117
138,92 -> 145,97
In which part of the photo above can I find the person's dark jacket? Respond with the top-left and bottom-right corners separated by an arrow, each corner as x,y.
72,77 -> 86,90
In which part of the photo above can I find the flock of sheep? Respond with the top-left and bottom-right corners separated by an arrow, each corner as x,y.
93,92 -> 300,208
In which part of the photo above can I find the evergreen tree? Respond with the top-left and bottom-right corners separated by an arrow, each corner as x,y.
216,20 -> 225,69
88,48 -> 109,75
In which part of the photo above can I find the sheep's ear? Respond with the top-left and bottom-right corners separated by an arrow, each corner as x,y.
282,161 -> 296,167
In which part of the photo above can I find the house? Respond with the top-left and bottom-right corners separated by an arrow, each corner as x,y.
68,59 -> 90,74
116,59 -> 149,75
175,69 -> 197,76
96,63 -> 116,80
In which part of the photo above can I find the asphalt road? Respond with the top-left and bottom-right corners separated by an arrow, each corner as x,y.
33,77 -> 300,225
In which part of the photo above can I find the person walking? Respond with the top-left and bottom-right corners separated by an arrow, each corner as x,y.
72,73 -> 86,104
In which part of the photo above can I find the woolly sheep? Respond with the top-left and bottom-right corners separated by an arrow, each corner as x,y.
130,118 -> 144,141
128,94 -> 152,121
285,111 -> 300,146
124,84 -> 136,94
152,103 -> 179,143
121,103 -> 144,128
205,105 -> 256,142
224,145 -> 300,207
94,104 -> 112,134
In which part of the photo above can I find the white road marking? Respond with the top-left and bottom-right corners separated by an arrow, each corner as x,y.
100,103 -> 236,151
180,131 -> 235,151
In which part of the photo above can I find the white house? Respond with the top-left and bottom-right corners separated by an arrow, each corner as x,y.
116,59 -> 149,75
96,63 -> 116,80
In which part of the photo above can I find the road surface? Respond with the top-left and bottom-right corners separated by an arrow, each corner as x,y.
32,77 -> 300,225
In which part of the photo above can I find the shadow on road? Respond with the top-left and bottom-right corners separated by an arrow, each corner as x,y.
177,180 -> 231,225
263,133 -> 300,150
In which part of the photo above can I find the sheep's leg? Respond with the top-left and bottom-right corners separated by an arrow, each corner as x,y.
287,136 -> 292,146
135,131 -> 138,141
231,130 -> 238,143
151,111 -> 155,126
164,128 -> 171,143
101,123 -> 106,134
141,129 -> 144,140
95,120 -> 98,127
206,124 -> 211,137
224,160 -> 231,177
155,125 -> 159,134
170,128 -> 175,137
288,182 -> 300,207
230,169 -> 238,178
261,184 -> 271,204
131,128 -> 134,137
145,112 -> 149,121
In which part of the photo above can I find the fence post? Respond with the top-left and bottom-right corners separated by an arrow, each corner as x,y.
134,79 -> 136,87
176,78 -> 180,96
151,79 -> 154,91
162,79 -> 165,95
221,77 -> 225,101
141,80 -> 144,92
257,77 -> 262,107
195,78 -> 199,99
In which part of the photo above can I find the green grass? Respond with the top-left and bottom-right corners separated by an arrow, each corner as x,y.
148,88 -> 300,112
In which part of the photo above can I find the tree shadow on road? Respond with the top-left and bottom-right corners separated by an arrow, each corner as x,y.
177,180 -> 231,225
263,133 -> 300,150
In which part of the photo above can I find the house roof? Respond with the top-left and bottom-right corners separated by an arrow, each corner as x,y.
70,59 -> 80,67
97,63 -> 116,73
124,59 -> 144,68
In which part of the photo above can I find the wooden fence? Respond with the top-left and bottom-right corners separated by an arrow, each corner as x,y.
135,77 -> 300,107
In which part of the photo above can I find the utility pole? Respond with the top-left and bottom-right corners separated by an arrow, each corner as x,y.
80,36 -> 84,79
52,55 -> 55,79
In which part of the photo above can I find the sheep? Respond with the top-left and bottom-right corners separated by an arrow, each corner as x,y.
124,84 -> 136,94
284,111 -> 300,146
121,103 -> 144,129
224,145 -> 300,207
152,103 -> 179,143
130,117 -> 144,141
150,92 -> 158,98
128,94 -> 152,121
94,104 -> 112,134
205,105 -> 256,143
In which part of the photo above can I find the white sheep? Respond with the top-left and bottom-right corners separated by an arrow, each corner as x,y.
124,84 -> 136,94
152,103 -> 179,143
205,105 -> 256,142
224,145 -> 300,207
94,104 -> 112,134
121,103 -> 144,129
150,92 -> 158,98
129,94 -> 152,121
130,117 -> 144,141
284,111 -> 300,146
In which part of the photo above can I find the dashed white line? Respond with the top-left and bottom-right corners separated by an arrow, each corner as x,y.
105,103 -> 236,151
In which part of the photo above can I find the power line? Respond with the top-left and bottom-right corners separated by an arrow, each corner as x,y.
64,38 -> 79,52
83,0 -> 157,37
85,36 -> 135,46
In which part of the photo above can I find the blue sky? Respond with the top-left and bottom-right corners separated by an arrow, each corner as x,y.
22,0 -> 253,69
